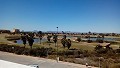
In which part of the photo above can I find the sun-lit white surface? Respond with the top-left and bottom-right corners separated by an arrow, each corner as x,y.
0,60 -> 35,68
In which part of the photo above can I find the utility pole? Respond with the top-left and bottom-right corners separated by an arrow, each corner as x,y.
56,27 -> 59,62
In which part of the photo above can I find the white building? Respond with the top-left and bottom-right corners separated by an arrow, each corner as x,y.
12,28 -> 20,33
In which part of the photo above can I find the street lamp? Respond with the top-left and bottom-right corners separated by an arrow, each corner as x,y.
56,27 -> 59,62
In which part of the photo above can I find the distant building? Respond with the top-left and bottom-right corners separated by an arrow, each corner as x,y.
12,28 -> 20,33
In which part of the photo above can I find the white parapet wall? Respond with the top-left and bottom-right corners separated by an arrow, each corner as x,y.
0,60 -> 35,68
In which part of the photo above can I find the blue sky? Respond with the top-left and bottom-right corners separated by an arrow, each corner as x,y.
0,0 -> 120,33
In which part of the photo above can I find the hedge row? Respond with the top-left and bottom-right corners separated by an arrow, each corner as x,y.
0,44 -> 91,58
0,44 -> 54,57
0,44 -> 119,59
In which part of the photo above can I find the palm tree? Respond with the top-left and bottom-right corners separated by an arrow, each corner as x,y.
61,35 -> 67,48
47,35 -> 52,42
66,39 -> 71,49
21,33 -> 27,48
38,31 -> 43,44
88,31 -> 91,35
27,36 -> 34,49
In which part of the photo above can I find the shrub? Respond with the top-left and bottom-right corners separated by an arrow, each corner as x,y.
0,44 -> 54,57
76,37 -> 81,42
87,40 -> 92,43
96,39 -> 103,43
115,49 -> 120,53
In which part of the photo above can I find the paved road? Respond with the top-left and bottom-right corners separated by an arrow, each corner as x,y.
0,51 -> 97,68
0,60 -> 35,68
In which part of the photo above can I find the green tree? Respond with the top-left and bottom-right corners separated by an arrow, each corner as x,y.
61,38 -> 66,48
21,33 -> 27,48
